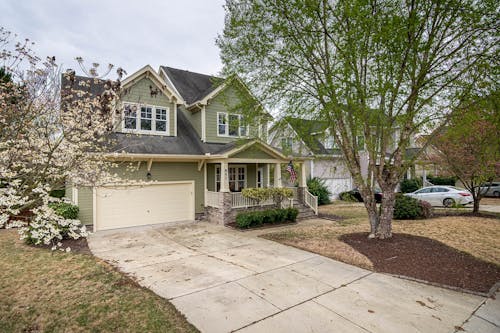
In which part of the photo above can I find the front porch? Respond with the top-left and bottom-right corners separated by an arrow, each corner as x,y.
203,159 -> 318,224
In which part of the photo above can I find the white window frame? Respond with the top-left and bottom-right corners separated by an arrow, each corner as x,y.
216,112 -> 249,138
121,102 -> 170,136
215,165 -> 247,192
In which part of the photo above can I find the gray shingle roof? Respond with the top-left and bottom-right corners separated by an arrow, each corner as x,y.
161,66 -> 224,105
284,117 -> 337,155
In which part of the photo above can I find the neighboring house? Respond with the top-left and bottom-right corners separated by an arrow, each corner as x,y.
64,65 -> 315,231
268,117 -> 370,198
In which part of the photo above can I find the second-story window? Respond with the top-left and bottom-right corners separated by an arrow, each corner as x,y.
122,102 -> 169,135
217,112 -> 247,137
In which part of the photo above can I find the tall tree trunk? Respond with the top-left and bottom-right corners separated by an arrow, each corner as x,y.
377,190 -> 395,239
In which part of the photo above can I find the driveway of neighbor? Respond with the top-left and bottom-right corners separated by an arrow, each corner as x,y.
88,221 -> 498,333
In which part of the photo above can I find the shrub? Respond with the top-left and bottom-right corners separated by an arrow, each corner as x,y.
269,187 -> 294,207
394,194 -> 421,219
393,194 -> 434,220
241,187 -> 293,207
241,188 -> 270,205
307,177 -> 331,205
49,189 -> 66,198
427,175 -> 456,186
418,200 -> 434,219
400,179 -> 421,193
235,208 -> 299,229
48,202 -> 79,219
339,191 -> 359,202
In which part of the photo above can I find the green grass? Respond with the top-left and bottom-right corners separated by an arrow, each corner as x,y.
0,230 -> 198,333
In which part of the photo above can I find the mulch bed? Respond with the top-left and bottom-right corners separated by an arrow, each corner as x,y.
339,232 -> 500,294
36,237 -> 92,255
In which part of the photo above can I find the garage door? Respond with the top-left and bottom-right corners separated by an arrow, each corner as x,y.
95,181 -> 194,231
324,178 -> 352,199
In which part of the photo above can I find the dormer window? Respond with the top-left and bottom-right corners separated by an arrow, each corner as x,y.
122,102 -> 169,135
217,112 -> 248,137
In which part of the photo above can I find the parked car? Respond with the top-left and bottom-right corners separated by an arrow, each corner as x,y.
341,188 -> 383,203
478,182 -> 500,197
405,186 -> 473,207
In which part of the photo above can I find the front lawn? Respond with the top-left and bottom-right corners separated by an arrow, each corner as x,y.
262,202 -> 500,293
0,229 -> 198,333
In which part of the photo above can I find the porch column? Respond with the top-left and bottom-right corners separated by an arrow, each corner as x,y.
274,163 -> 282,187
265,164 -> 270,187
299,162 -> 307,187
220,161 -> 230,192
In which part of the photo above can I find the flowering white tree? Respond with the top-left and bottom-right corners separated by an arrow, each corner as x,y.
0,27 -> 124,249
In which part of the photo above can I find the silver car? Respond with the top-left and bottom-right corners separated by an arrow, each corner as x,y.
405,186 -> 473,207
479,182 -> 500,197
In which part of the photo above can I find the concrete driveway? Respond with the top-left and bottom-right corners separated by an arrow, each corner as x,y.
88,221 -> 497,333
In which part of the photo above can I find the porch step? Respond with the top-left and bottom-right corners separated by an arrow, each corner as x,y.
292,203 -> 317,220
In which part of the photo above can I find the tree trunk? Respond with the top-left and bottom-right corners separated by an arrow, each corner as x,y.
364,201 -> 379,238
377,190 -> 396,239
473,199 -> 480,213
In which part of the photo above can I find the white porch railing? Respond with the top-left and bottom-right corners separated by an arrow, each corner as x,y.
304,189 -> 318,215
205,190 -> 221,208
231,192 -> 274,208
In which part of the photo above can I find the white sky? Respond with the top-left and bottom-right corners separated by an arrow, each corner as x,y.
0,0 -> 226,78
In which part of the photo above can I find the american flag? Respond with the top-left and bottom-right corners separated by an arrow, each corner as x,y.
286,161 -> 297,183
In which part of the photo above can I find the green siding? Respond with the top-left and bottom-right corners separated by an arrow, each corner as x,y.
204,85 -> 264,143
78,187 -> 93,226
247,164 -> 257,188
114,162 -> 205,214
207,163 -> 216,191
122,77 -> 176,135
231,146 -> 277,159
65,181 -> 73,202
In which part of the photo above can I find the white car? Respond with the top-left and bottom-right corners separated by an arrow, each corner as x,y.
405,186 -> 473,207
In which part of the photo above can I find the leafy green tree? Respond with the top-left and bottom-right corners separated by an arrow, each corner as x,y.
217,0 -> 497,238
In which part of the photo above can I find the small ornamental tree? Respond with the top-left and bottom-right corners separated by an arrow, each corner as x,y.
430,93 -> 500,213
0,27 -> 124,249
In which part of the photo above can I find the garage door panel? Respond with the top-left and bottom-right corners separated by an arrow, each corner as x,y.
324,178 -> 352,199
96,182 -> 194,231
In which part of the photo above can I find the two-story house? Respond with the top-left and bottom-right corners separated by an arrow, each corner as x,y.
269,117 -> 370,198
65,65 -> 316,231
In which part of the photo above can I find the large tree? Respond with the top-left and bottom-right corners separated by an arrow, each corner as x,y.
430,92 -> 500,213
217,0 -> 498,238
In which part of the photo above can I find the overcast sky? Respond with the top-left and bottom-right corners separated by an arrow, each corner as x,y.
1,0 -> 226,78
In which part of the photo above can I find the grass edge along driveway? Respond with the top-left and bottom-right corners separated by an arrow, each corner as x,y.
0,229 -> 198,333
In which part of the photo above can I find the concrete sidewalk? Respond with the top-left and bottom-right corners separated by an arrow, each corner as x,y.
88,221 -> 497,333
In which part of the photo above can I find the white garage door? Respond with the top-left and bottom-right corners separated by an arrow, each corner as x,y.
95,181 -> 194,231
324,178 -> 352,199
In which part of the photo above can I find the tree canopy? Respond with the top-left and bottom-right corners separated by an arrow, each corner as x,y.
217,0 -> 498,238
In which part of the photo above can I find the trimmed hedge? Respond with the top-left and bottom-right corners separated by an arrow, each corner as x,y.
307,177 -> 331,205
400,179 -> 421,193
48,202 -> 79,219
236,208 -> 299,229
393,194 -> 433,220
339,191 -> 359,202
